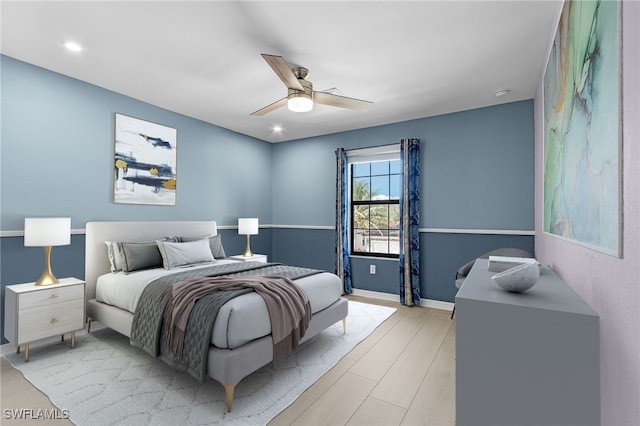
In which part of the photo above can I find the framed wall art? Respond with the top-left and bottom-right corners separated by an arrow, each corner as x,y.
113,113 -> 177,206
543,0 -> 621,256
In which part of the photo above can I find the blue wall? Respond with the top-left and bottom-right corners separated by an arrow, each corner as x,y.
1,55 -> 273,231
270,100 -> 535,301
1,54 -> 535,342
0,56 -> 273,341
272,102 -> 534,229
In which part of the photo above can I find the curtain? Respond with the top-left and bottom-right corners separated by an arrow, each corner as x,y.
335,148 -> 353,294
399,138 -> 421,306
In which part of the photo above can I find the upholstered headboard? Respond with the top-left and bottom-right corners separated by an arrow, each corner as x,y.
85,221 -> 217,301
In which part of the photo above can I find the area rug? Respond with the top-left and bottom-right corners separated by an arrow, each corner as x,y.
3,301 -> 395,425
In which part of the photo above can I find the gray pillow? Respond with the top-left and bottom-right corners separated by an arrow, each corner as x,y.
157,238 -> 215,269
179,235 -> 227,259
120,241 -> 164,273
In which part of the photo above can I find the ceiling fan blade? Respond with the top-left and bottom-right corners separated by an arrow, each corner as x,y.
314,91 -> 373,111
250,97 -> 288,116
261,54 -> 304,91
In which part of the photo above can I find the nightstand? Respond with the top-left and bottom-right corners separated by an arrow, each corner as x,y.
4,277 -> 86,362
229,254 -> 268,263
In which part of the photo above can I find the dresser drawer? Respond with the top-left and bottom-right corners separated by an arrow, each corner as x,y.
19,284 -> 84,309
18,300 -> 84,343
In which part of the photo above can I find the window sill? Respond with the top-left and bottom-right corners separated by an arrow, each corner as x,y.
349,255 -> 399,262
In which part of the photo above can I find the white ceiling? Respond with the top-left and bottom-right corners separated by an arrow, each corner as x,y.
1,1 -> 561,143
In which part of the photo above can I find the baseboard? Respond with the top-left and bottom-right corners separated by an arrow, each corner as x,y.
420,298 -> 455,312
351,288 -> 399,302
351,288 -> 454,312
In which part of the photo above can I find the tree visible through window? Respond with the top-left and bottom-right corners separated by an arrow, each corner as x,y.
351,160 -> 401,257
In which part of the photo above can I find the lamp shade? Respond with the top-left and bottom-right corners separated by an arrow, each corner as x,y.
24,218 -> 71,247
238,218 -> 259,235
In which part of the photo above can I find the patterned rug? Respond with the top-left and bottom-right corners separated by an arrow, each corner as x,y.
3,301 -> 395,425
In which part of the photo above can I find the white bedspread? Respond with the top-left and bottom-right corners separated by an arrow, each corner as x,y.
95,261 -> 342,349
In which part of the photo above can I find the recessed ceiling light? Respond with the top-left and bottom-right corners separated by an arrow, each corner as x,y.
495,89 -> 510,98
64,41 -> 83,52
272,126 -> 283,132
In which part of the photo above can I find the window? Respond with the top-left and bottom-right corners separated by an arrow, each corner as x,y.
350,158 -> 401,257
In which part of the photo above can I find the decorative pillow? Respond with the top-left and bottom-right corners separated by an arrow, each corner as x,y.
157,238 -> 215,269
104,241 -> 124,272
120,241 -> 164,273
179,235 -> 227,259
106,238 -> 178,273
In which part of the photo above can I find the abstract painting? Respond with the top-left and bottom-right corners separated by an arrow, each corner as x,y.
543,0 -> 621,256
114,113 -> 177,206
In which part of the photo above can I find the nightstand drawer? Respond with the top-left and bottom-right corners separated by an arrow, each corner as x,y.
18,300 -> 84,343
19,285 -> 84,309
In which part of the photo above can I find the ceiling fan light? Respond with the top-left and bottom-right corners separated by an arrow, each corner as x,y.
288,94 -> 313,112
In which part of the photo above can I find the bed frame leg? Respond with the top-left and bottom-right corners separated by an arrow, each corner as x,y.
87,319 -> 92,334
223,381 -> 239,412
342,317 -> 347,334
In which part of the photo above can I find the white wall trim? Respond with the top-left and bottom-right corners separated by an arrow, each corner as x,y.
421,227 -> 535,236
1,229 -> 87,237
352,288 -> 399,302
420,298 -> 456,312
1,230 -> 24,237
216,224 -> 238,230
0,224 -> 266,237
269,225 -> 534,235
269,224 -> 335,230
351,288 -> 454,312
1,224 -> 535,238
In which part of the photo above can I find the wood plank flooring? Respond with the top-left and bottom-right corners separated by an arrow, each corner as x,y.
1,355 -> 71,425
1,296 -> 455,425
270,295 -> 456,425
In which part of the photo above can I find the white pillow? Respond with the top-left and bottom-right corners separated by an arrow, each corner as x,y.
105,241 -> 124,272
179,234 -> 227,259
156,238 -> 215,269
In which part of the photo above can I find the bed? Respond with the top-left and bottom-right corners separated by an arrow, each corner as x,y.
85,221 -> 348,412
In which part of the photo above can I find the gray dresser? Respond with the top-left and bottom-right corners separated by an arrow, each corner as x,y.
455,259 -> 600,426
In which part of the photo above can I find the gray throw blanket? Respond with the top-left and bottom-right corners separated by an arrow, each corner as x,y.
160,275 -> 311,365
130,262 -> 321,383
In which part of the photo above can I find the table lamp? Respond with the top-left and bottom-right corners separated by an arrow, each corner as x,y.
24,217 -> 71,286
238,218 -> 259,257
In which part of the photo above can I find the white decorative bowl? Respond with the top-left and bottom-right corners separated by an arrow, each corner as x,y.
491,262 -> 540,293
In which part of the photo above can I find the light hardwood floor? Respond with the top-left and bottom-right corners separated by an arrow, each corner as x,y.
1,296 -> 455,425
270,296 -> 456,425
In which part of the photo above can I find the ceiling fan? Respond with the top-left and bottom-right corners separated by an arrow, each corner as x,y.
250,54 -> 373,116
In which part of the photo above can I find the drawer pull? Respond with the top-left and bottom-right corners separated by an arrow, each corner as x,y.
50,318 -> 58,324
49,294 -> 59,299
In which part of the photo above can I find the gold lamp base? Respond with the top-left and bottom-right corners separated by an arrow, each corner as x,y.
35,246 -> 60,286
243,234 -> 253,257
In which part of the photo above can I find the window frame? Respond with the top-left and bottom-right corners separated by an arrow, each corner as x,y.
347,145 -> 401,259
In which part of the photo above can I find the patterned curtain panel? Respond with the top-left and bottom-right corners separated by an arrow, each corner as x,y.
399,138 -> 421,306
335,148 -> 353,294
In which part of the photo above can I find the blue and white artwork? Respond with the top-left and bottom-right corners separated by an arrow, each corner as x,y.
114,113 -> 177,205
